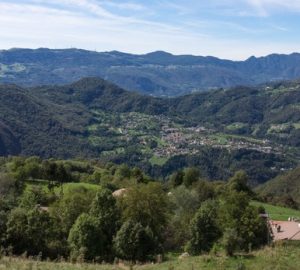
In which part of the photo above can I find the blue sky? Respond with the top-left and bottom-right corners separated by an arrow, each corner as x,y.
1,0 -> 300,59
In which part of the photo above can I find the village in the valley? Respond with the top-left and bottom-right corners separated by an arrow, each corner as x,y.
90,111 -> 282,160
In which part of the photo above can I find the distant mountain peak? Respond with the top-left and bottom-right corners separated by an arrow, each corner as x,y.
246,55 -> 257,61
144,51 -> 173,57
70,77 -> 113,89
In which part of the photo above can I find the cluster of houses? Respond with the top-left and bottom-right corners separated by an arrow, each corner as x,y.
95,111 -> 282,159
153,124 -> 280,158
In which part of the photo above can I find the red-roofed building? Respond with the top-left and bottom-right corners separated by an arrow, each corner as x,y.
270,221 -> 300,241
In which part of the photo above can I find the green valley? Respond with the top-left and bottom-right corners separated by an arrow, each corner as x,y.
1,77 -> 300,183
2,2 -> 300,269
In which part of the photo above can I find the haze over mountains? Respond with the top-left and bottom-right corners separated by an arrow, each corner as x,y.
1,48 -> 300,96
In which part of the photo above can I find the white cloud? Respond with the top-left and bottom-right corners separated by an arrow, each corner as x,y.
0,0 -> 299,59
0,2 -> 200,53
246,0 -> 300,16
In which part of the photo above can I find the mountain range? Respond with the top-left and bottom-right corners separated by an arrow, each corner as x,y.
1,48 -> 300,96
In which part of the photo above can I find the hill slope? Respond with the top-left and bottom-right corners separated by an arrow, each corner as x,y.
1,48 -> 300,96
0,83 -> 94,157
2,242 -> 300,270
0,77 -> 299,182
257,167 -> 300,205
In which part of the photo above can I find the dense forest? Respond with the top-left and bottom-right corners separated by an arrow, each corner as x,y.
0,156 -> 279,262
0,77 -> 299,184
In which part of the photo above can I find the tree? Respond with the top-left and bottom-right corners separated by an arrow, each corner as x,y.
23,159 -> 42,179
218,190 -> 250,231
68,213 -> 105,261
238,205 -> 269,250
218,190 -> 269,252
0,209 -> 7,245
227,170 -> 253,195
89,188 -> 120,236
186,200 -> 221,254
1,172 -> 24,197
56,163 -> 70,184
194,180 -> 216,202
278,195 -> 299,209
121,182 -> 169,239
89,188 -> 120,261
222,228 -> 242,256
131,167 -> 145,184
183,167 -> 201,187
5,207 -> 28,254
169,170 -> 184,187
170,186 -> 201,217
43,161 -> 58,181
19,186 -> 50,209
5,207 -> 57,256
167,186 -> 201,250
25,208 -> 55,255
114,164 -> 131,180
50,186 -> 95,234
114,219 -> 157,262
0,174 -> 16,196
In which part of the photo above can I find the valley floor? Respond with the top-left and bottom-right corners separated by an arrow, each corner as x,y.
1,241 -> 300,270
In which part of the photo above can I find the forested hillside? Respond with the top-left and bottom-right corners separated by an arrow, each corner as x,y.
0,77 -> 299,183
257,166 -> 300,207
2,48 -> 300,96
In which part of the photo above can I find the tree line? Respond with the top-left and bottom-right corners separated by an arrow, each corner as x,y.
0,157 -> 270,263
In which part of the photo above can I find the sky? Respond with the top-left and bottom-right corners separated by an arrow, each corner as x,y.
1,0 -> 300,60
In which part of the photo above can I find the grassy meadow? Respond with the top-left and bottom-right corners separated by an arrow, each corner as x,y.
252,201 -> 300,221
1,241 -> 300,270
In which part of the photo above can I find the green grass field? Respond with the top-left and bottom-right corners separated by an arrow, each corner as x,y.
252,201 -> 300,221
1,241 -> 300,270
226,122 -> 247,131
149,156 -> 169,166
